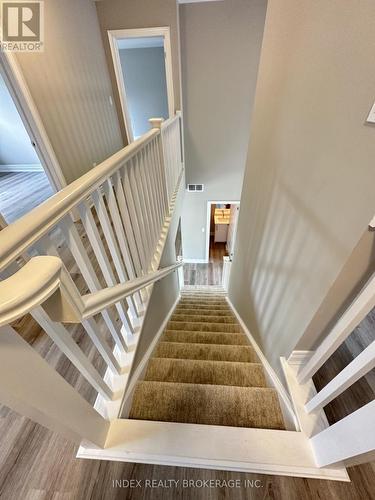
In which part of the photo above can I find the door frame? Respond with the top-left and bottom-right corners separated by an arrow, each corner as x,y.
108,27 -> 175,143
205,200 -> 240,263
0,52 -> 66,192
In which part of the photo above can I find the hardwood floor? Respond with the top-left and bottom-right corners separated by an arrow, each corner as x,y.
0,172 -> 54,223
0,229 -> 374,498
184,239 -> 228,286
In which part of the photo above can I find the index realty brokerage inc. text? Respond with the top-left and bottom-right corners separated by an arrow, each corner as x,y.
112,479 -> 263,489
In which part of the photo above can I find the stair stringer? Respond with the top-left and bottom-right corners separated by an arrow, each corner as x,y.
77,419 -> 349,481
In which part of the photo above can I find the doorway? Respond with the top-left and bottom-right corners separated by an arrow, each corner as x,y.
0,53 -> 65,224
108,27 -> 175,142
206,201 -> 240,263
0,73 -> 53,223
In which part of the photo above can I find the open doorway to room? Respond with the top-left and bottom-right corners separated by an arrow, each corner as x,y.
0,73 -> 53,223
0,55 -> 65,225
206,201 -> 240,263
184,201 -> 240,287
108,27 -> 175,142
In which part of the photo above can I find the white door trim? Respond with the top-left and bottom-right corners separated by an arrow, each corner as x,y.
108,27 -> 175,144
205,200 -> 240,263
0,52 -> 66,192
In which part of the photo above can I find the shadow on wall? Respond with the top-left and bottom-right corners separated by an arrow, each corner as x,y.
229,165 -> 352,375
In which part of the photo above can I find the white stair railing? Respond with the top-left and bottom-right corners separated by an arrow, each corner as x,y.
292,272 -> 375,467
0,113 -> 184,443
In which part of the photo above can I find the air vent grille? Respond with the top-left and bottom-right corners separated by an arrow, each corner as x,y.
187,184 -> 204,192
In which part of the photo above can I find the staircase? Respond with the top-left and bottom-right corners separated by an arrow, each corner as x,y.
129,286 -> 285,430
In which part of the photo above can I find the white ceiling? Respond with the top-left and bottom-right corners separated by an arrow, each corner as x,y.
117,36 -> 164,50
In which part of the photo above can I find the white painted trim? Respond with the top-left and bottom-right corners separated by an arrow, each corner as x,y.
305,340 -> 375,414
280,357 -> 329,438
78,419 -> 349,482
225,297 -> 299,432
298,272 -> 375,384
183,258 -> 207,263
369,213 -> 375,230
108,27 -> 175,144
205,200 -> 240,263
0,164 -> 43,173
287,350 -> 313,366
310,400 -> 375,468
0,52 -> 66,191
120,294 -> 181,418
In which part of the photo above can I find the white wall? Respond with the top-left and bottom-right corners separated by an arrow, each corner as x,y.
179,0 -> 267,260
229,0 -> 375,380
119,47 -> 169,138
0,74 -> 40,167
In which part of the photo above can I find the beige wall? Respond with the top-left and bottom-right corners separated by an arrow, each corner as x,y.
16,0 -> 123,184
95,0 -> 181,144
229,0 -> 375,378
179,0 -> 267,260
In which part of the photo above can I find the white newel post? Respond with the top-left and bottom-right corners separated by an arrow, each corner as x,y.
177,256 -> 184,289
0,325 -> 110,447
222,256 -> 232,291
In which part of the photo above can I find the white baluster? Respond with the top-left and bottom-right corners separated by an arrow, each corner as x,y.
77,199 -> 135,337
58,215 -> 129,353
32,306 -> 115,401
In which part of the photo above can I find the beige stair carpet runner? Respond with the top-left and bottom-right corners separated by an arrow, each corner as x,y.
129,286 -> 285,430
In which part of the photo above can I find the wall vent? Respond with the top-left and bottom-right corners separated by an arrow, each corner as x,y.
187,184 -> 204,192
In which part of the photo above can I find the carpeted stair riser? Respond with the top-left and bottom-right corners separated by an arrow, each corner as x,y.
180,296 -> 228,302
174,308 -> 235,317
154,342 -> 259,362
167,321 -> 241,333
181,294 -> 226,302
175,304 -> 232,313
130,382 -> 285,430
145,358 -> 267,387
163,330 -> 248,345
171,314 -> 237,324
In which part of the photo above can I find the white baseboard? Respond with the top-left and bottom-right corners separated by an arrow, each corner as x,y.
183,258 -> 208,264
226,297 -> 299,431
119,295 -> 181,418
0,164 -> 43,173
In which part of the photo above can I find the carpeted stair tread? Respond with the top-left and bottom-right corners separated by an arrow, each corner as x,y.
154,341 -> 259,362
163,330 -> 248,345
145,358 -> 267,387
171,314 -> 237,324
167,321 -> 241,333
129,382 -> 285,430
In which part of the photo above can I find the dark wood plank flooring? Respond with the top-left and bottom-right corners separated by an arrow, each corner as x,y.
0,172 -> 54,223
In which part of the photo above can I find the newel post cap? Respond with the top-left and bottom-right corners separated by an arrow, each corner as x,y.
149,118 -> 164,130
